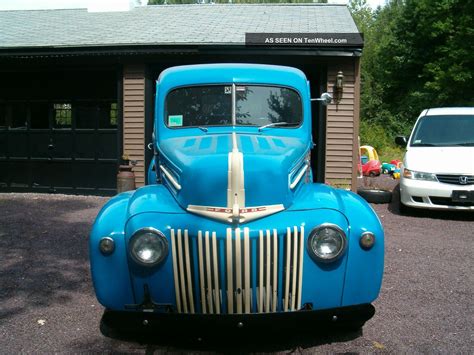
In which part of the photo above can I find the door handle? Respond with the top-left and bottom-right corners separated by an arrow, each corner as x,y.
48,144 -> 55,150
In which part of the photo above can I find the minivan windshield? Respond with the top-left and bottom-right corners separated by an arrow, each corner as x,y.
410,114 -> 474,147
165,85 -> 302,128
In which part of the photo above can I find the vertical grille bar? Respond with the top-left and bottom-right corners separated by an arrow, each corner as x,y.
265,229 -> 271,313
204,231 -> 213,314
183,229 -> 195,314
235,228 -> 243,314
297,226 -> 305,310
258,230 -> 264,313
176,229 -> 188,313
272,229 -> 278,312
284,227 -> 291,311
226,228 -> 234,314
197,231 -> 206,314
291,226 -> 298,311
170,229 -> 182,313
171,226 -> 305,315
243,228 -> 251,314
212,232 -> 221,314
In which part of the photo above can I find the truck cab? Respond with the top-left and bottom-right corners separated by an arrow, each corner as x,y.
90,64 -> 384,332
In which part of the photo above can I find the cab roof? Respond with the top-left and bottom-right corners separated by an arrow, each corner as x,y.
157,64 -> 309,95
423,107 -> 474,116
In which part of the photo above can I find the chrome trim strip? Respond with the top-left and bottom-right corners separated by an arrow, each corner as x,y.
226,228 -> 234,314
272,229 -> 278,312
197,231 -> 206,314
284,227 -> 291,312
183,229 -> 195,313
176,229 -> 188,313
243,228 -> 251,314
291,226 -> 298,311
297,226 -> 305,310
212,232 -> 221,314
170,229 -> 182,313
289,163 -> 309,189
205,231 -> 213,314
159,164 -> 182,191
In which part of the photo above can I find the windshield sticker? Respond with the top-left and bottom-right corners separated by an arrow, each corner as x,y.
224,86 -> 232,94
414,139 -> 421,144
168,115 -> 183,127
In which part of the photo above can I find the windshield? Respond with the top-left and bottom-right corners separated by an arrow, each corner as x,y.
410,114 -> 474,147
165,85 -> 302,128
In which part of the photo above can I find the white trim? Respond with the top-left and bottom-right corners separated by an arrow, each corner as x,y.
159,164 -> 181,191
289,163 -> 309,189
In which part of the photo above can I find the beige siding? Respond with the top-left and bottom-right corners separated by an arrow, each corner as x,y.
123,65 -> 146,187
326,58 -> 360,191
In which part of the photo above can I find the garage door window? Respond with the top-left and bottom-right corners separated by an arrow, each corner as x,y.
53,103 -> 72,128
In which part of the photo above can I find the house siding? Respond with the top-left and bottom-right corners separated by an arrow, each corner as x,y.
326,58 -> 360,191
123,64 -> 146,186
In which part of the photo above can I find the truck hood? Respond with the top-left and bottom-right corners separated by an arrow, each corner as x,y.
405,147 -> 474,174
158,132 -> 310,223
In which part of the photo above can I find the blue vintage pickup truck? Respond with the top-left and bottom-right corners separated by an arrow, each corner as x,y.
90,64 -> 384,333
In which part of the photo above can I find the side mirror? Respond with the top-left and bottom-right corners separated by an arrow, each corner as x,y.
395,136 -> 408,147
311,92 -> 333,106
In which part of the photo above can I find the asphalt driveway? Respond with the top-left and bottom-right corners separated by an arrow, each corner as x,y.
0,189 -> 472,353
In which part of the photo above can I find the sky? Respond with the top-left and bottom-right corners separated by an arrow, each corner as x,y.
0,0 -> 386,11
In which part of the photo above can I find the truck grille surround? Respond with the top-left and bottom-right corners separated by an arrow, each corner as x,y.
170,227 -> 305,315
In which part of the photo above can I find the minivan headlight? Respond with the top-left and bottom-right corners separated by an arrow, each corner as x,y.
307,224 -> 347,263
129,228 -> 168,266
403,168 -> 438,181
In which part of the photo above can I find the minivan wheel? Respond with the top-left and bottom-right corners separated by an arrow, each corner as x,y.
357,189 -> 392,204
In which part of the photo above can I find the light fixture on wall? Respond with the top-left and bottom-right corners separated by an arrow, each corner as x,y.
333,70 -> 344,104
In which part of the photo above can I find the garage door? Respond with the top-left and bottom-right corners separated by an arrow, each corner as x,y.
0,100 -> 118,195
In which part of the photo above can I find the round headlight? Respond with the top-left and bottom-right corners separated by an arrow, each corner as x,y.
99,237 -> 115,255
307,224 -> 347,263
129,228 -> 168,266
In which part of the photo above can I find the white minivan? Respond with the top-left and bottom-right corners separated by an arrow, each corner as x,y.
396,107 -> 474,211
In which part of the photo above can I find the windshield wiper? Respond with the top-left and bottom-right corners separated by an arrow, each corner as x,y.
411,143 -> 438,147
258,122 -> 298,132
452,142 -> 474,146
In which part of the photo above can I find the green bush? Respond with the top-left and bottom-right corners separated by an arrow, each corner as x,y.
359,119 -> 405,163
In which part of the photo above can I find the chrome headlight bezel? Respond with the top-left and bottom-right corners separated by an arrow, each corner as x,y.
307,224 -> 347,263
129,228 -> 169,267
403,168 -> 438,182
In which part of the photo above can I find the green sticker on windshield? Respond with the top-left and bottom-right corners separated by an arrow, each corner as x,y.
168,115 -> 183,127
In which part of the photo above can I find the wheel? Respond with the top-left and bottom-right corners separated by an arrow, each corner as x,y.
369,171 -> 376,177
357,188 -> 392,204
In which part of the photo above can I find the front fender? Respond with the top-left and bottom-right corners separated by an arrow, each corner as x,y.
89,191 -> 135,309
291,184 -> 384,306
337,189 -> 384,306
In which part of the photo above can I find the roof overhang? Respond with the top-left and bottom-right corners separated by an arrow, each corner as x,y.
0,44 -> 362,59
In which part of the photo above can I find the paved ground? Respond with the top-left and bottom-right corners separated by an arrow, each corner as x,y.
0,182 -> 473,353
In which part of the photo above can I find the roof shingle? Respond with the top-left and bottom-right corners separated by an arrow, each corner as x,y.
0,4 -> 359,49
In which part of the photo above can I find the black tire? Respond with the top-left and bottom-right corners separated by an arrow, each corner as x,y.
357,188 -> 392,204
398,195 -> 413,215
368,171 -> 376,177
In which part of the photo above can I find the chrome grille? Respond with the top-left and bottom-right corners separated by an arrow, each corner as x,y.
170,227 -> 305,314
436,174 -> 474,185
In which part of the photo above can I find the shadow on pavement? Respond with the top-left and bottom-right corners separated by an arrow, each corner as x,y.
100,324 -> 362,352
0,195 -> 104,323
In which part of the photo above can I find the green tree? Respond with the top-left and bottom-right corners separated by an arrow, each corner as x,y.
350,0 -> 473,154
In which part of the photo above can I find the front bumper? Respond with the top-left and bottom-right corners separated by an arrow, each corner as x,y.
400,177 -> 474,210
101,304 -> 375,335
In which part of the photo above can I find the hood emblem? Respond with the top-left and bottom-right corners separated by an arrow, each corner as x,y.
187,132 -> 284,224
459,176 -> 468,185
